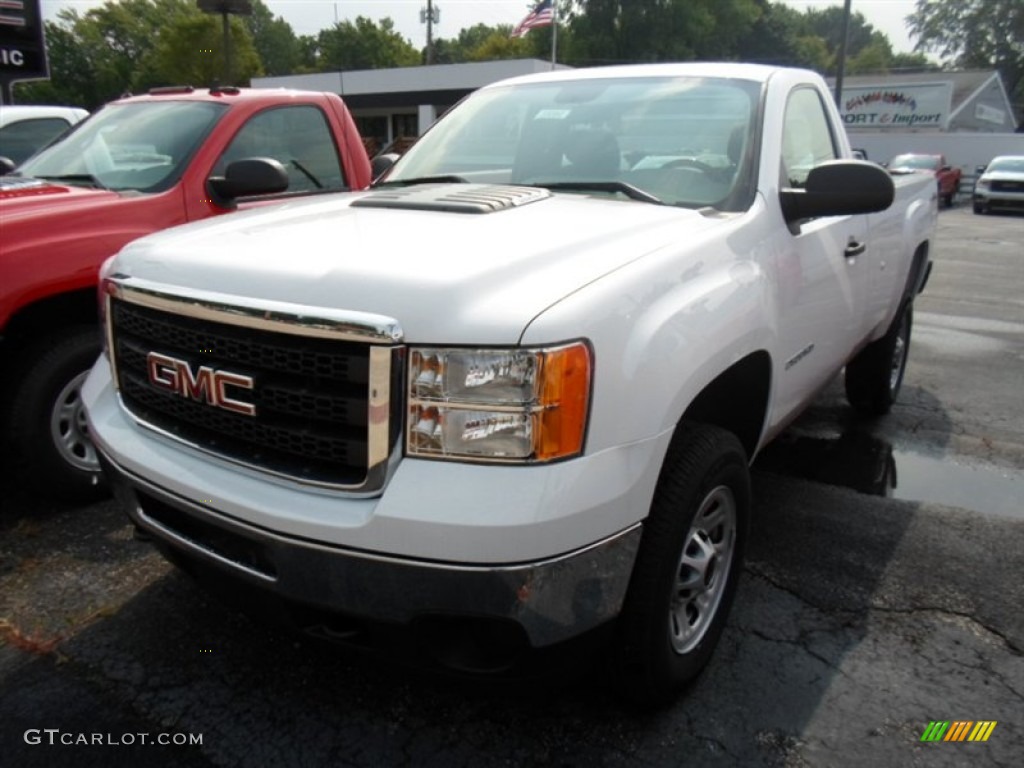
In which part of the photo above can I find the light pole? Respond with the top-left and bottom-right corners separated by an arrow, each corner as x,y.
197,0 -> 253,85
834,0 -> 853,106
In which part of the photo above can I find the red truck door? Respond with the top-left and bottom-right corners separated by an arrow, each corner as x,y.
183,97 -> 368,221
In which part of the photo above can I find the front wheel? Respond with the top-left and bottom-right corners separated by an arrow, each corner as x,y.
5,326 -> 107,503
845,301 -> 912,417
613,423 -> 750,707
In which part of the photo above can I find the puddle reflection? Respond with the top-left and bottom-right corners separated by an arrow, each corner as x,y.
755,432 -> 1024,520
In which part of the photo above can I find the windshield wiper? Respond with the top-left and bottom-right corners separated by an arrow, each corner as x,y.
36,174 -> 108,190
289,159 -> 323,189
529,180 -> 664,205
375,175 -> 469,187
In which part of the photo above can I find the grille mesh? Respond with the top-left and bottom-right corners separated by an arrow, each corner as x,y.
112,299 -> 372,484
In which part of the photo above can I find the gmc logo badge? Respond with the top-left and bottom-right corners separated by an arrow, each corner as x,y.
146,352 -> 256,417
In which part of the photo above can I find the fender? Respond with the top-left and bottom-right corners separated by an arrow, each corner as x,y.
521,209 -> 775,455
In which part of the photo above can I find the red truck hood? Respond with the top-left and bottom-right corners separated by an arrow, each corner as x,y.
0,176 -> 122,216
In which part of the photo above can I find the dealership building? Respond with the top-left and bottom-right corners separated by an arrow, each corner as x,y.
254,59 -> 569,155
830,70 -> 1018,134
826,70 -> 1022,176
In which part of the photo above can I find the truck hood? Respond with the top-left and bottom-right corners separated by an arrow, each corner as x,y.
0,176 -> 122,217
981,170 -> 1024,183
112,184 -> 728,343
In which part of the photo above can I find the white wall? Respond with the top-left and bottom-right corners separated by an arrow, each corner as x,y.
850,132 -> 1024,175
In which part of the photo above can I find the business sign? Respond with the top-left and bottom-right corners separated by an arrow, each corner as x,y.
840,82 -> 953,131
0,0 -> 48,100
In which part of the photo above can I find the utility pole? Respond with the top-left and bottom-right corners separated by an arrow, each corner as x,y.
198,0 -> 253,85
421,1 -> 440,65
834,0 -> 853,107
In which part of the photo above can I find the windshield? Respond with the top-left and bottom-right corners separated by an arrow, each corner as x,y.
386,75 -> 762,211
18,101 -> 226,192
987,157 -> 1024,174
890,154 -> 939,171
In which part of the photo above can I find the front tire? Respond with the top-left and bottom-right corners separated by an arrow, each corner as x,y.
614,423 -> 750,707
6,326 -> 107,503
845,301 -> 912,417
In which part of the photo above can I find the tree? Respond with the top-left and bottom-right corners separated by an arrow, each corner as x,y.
467,31 -> 534,62
563,0 -> 761,66
317,17 -> 420,71
296,35 -> 321,73
735,1 -> 835,70
245,0 -> 301,76
15,20 -> 98,106
908,0 -> 1024,121
429,23 -> 532,64
14,0 -> 268,108
805,7 -> 882,61
888,51 -> 940,74
75,0 -> 198,96
152,14 -> 262,86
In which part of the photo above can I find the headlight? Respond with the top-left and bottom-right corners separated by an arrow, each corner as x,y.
407,342 -> 592,463
975,179 -> 990,191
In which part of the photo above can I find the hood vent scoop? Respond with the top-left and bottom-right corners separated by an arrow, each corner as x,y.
352,183 -> 551,214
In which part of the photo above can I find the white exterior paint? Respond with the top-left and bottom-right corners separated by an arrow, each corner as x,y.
0,104 -> 88,128
84,64 -> 935,571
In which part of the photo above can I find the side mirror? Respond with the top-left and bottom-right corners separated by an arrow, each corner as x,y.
370,152 -> 399,183
206,157 -> 289,209
0,156 -> 16,175
975,164 -> 988,176
781,160 -> 895,224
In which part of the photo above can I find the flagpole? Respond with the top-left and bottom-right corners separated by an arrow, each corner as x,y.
551,1 -> 558,69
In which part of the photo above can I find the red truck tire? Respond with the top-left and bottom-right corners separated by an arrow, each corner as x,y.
6,326 -> 107,502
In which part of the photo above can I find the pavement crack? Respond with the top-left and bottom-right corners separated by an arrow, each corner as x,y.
868,604 -> 1023,657
746,627 -> 856,683
746,568 -> 1022,658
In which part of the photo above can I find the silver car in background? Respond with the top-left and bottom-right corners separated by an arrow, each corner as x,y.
973,155 -> 1024,214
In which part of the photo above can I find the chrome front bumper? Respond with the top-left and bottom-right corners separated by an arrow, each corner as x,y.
99,450 -> 641,649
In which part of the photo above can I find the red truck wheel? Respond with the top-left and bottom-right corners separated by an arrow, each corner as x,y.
614,422 -> 749,707
7,326 -> 107,502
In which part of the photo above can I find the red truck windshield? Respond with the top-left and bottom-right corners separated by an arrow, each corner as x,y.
17,101 -> 226,193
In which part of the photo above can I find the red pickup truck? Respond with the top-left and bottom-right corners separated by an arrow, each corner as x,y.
1,86 -> 371,501
888,152 -> 962,207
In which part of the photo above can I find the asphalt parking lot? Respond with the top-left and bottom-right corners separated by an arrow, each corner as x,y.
1,205 -> 1022,767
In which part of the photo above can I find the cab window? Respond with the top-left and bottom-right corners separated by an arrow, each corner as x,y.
781,87 -> 838,187
213,106 -> 347,195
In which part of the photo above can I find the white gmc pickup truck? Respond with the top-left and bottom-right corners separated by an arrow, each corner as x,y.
83,63 -> 936,705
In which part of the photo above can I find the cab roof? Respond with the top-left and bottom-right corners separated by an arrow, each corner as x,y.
114,86 -> 330,106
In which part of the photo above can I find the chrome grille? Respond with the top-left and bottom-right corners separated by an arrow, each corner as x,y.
108,290 -> 402,490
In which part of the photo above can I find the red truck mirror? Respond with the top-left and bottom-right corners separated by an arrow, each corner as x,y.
206,157 -> 289,209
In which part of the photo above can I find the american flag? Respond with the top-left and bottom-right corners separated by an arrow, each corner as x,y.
0,0 -> 26,28
511,0 -> 555,38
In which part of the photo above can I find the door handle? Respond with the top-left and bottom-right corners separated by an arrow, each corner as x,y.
845,239 -> 866,258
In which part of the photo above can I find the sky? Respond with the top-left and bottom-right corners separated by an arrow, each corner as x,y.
40,0 -> 921,54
